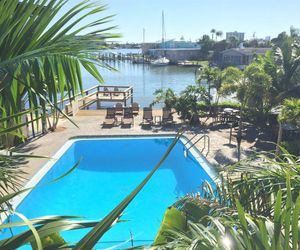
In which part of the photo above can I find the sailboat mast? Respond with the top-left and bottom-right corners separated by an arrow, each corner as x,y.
162,11 -> 165,48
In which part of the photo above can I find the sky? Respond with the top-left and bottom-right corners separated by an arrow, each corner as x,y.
61,0 -> 300,43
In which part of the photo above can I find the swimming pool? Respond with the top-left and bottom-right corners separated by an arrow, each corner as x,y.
2,135 -> 216,249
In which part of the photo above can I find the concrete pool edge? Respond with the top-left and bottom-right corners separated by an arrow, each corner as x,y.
9,134 -> 218,217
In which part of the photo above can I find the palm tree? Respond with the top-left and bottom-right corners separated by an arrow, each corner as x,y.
276,98 -> 300,155
215,30 -> 223,41
220,64 -> 272,160
197,65 -> 222,104
0,0 -> 119,138
210,28 -> 216,41
271,33 -> 300,103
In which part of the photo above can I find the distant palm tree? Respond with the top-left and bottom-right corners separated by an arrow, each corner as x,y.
210,28 -> 216,40
216,30 -> 223,41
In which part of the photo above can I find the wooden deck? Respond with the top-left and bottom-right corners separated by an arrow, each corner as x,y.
62,85 -> 134,115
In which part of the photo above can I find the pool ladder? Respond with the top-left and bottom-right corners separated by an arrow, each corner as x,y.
183,133 -> 210,157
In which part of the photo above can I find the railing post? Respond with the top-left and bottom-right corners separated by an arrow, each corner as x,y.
42,114 -> 46,134
25,113 -> 29,140
30,112 -> 35,138
131,88 -> 133,104
97,86 -> 99,99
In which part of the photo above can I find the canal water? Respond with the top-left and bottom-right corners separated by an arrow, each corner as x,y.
81,49 -> 199,108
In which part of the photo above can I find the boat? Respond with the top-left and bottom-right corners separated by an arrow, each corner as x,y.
151,57 -> 170,66
178,60 -> 197,67
150,11 -> 170,66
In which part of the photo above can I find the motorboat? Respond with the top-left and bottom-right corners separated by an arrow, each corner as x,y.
151,57 -> 170,66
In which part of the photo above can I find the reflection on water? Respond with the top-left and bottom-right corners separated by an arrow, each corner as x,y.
82,60 -> 198,107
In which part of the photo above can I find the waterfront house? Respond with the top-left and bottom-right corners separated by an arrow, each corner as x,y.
221,47 -> 271,69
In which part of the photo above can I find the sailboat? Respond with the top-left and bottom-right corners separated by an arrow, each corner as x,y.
151,11 -> 170,66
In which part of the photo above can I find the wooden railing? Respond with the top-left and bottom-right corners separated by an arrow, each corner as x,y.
61,85 -> 134,115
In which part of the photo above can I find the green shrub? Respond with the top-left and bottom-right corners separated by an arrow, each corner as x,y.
198,101 -> 240,112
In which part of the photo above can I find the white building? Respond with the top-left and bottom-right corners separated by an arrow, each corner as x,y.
226,31 -> 245,42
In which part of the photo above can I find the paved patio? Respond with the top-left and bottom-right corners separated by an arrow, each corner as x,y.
16,109 -> 267,186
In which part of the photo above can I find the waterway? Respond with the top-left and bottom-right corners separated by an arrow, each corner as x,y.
81,49 -> 200,107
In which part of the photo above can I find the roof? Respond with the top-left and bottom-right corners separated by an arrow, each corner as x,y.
221,47 -> 272,56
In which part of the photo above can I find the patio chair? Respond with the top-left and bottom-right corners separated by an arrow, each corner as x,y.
115,102 -> 123,116
131,102 -> 140,116
102,108 -> 116,127
142,107 -> 153,125
121,107 -> 134,127
162,108 -> 174,125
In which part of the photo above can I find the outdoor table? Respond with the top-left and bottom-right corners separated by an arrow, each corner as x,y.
223,108 -> 240,123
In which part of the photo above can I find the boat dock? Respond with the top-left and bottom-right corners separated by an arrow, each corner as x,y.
98,52 -> 151,63
62,85 -> 134,115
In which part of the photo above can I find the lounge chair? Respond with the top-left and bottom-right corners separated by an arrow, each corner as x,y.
113,87 -> 119,96
115,102 -> 123,116
131,102 -> 140,116
121,107 -> 134,127
142,107 -> 153,125
162,108 -> 174,125
103,108 -> 116,126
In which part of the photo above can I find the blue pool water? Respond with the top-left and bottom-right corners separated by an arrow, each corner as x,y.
2,136 -> 215,249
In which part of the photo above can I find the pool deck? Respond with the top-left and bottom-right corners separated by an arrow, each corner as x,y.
16,109 -> 266,186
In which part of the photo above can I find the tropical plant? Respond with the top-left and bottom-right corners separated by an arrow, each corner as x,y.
176,85 -> 210,124
151,88 -> 177,109
269,32 -> 300,103
153,150 -> 300,250
197,65 -> 222,104
158,190 -> 300,250
220,64 -> 272,159
0,0 -> 180,248
215,30 -> 223,41
276,98 -> 300,155
228,36 -> 239,48
198,35 -> 215,60
210,29 -> 216,41
151,85 -> 210,125
0,0 -> 118,142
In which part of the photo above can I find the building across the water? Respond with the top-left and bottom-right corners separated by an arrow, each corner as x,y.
160,39 -> 200,49
142,40 -> 201,63
221,47 -> 271,69
226,31 -> 245,42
